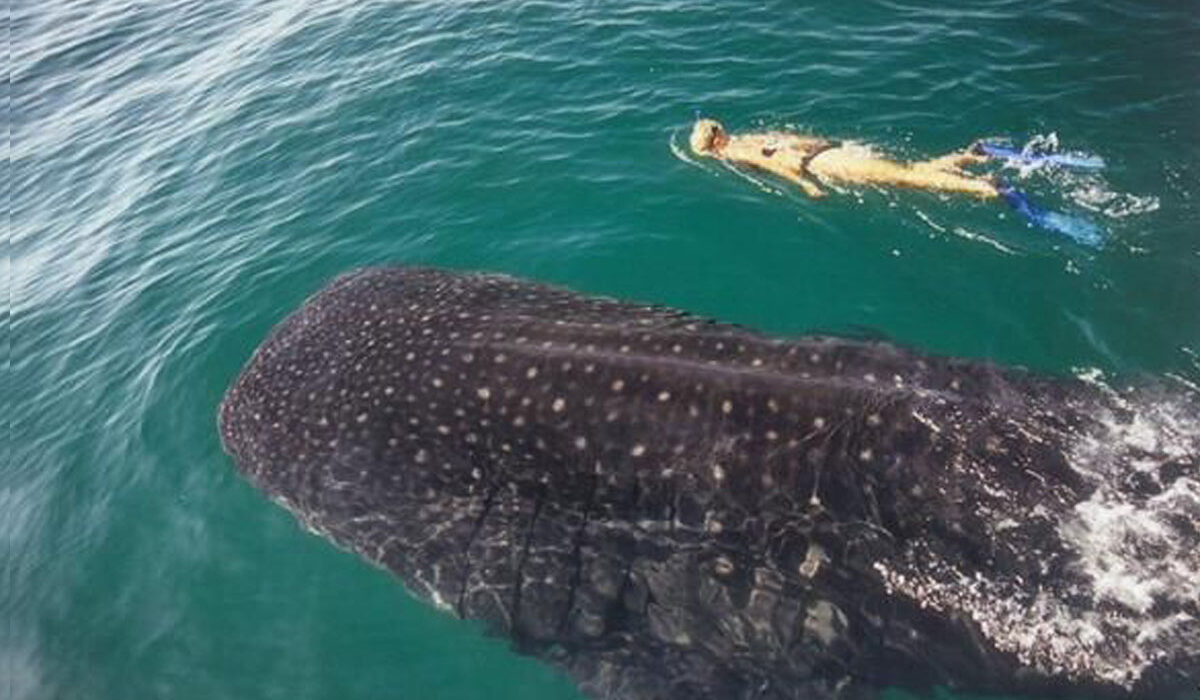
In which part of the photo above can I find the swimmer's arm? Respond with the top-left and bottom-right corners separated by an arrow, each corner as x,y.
746,155 -> 828,198
729,150 -> 827,198
771,167 -> 825,198
794,175 -> 826,199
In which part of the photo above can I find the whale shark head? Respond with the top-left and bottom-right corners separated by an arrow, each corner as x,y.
219,266 -> 1199,700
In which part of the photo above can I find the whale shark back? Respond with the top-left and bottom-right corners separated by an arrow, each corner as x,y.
219,267 -> 1199,700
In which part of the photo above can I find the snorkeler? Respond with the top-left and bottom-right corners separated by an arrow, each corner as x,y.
688,118 -> 1103,246
689,118 -> 997,199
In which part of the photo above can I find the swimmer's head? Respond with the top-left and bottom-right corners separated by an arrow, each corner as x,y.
690,119 -> 727,155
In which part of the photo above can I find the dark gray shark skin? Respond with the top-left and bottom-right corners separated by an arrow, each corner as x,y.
219,267 -> 1199,700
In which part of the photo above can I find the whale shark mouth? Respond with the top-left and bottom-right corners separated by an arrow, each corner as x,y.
218,266 -> 1199,700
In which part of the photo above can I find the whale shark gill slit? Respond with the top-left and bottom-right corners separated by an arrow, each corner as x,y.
219,266 -> 1199,700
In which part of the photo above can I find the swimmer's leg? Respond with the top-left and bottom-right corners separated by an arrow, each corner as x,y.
809,151 -> 997,198
918,146 -> 989,173
891,166 -> 1000,199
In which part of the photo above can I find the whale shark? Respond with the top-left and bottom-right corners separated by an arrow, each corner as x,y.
218,266 -> 1199,700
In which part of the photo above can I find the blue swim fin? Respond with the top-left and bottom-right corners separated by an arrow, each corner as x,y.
978,142 -> 1105,170
997,183 -> 1104,247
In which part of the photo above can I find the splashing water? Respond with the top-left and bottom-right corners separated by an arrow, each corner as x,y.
995,133 -> 1161,221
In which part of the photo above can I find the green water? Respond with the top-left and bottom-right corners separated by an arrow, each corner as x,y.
8,1 -> 1199,699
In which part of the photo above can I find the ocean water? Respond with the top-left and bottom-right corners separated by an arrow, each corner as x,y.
7,1 -> 1200,699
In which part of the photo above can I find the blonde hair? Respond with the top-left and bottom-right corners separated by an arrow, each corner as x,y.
689,119 -> 725,155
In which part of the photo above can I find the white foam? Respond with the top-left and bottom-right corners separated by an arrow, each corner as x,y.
1059,385 -> 1199,674
1070,184 -> 1160,219
879,380 -> 1198,689
1064,493 -> 1172,614
949,226 -> 1018,255
667,129 -> 705,168
995,133 -> 1159,228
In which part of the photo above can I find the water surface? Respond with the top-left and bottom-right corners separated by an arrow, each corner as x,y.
9,1 -> 1200,698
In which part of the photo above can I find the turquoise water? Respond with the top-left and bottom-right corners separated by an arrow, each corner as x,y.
8,1 -> 1199,699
